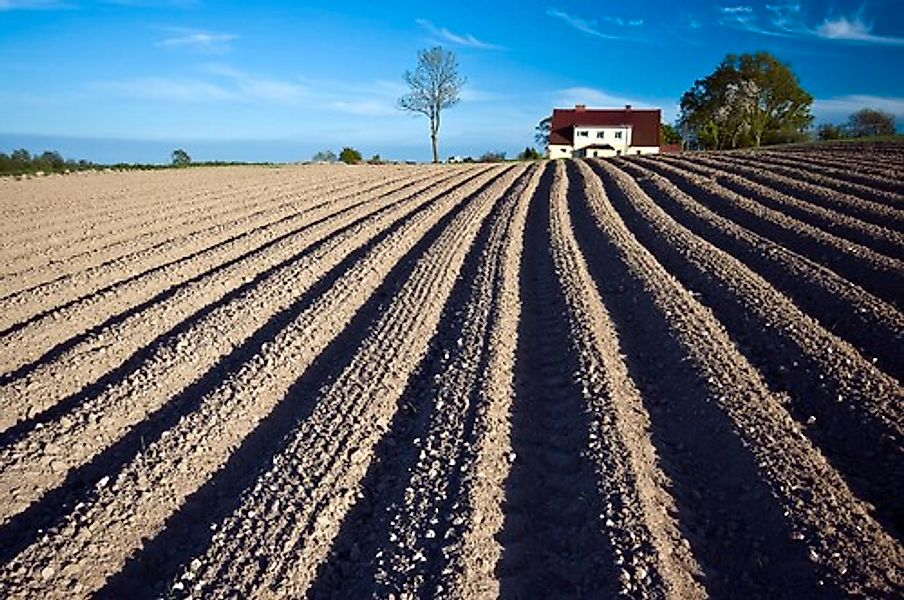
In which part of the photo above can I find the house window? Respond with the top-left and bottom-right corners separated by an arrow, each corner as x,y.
578,131 -> 589,137
596,132 -> 605,138
615,131 -> 623,139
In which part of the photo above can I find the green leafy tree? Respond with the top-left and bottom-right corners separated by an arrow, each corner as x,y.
817,123 -> 846,141
312,150 -> 337,163
367,154 -> 384,165
399,46 -> 466,164
478,151 -> 506,163
847,108 -> 896,138
10,148 -> 30,163
660,123 -> 683,145
39,151 -> 65,171
679,52 -> 813,150
339,147 -> 363,164
535,116 -> 552,147
517,147 -> 542,161
171,149 -> 191,167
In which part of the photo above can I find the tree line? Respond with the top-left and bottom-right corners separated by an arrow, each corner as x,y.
0,149 -> 98,176
816,109 -> 897,141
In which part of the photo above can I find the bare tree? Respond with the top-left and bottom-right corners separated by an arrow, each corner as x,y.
399,47 -> 466,163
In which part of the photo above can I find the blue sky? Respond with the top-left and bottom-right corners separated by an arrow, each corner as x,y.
0,0 -> 902,162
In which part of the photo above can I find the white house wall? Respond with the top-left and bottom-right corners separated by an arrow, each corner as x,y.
548,144 -> 573,158
627,146 -> 660,155
572,126 -> 632,151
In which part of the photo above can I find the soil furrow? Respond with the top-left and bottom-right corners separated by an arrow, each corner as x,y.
0,173 -> 310,268
0,167 -> 313,239
615,158 -> 904,380
768,148 -> 903,181
95,165 -> 526,600
0,167 -> 471,384
591,158 -> 904,537
722,151 -> 904,202
568,158 -> 902,597
0,166 -> 391,255
446,164 -> 536,599
308,165 -> 540,600
658,154 -> 904,255
548,161 -> 704,598
0,166 -> 504,539
0,165 -> 515,598
668,152 -> 904,231
494,163 -> 618,598
0,169 -> 395,300
636,156 -> 904,308
0,168 -> 484,442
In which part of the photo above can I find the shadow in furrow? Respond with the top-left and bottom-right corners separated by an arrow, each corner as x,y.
589,161 -> 904,538
637,159 -> 903,309
715,155 -> 904,207
0,173 -> 468,449
565,161 -> 835,598
306,170 -> 522,599
617,160 -> 903,380
669,160 -> 904,257
498,165 -> 617,598
0,170 -> 505,571
94,169 -> 510,599
0,173 -> 442,383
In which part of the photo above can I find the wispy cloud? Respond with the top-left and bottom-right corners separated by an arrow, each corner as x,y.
718,5 -> 789,37
0,0 -> 70,9
816,14 -> 904,45
415,19 -> 503,50
719,5 -> 753,14
600,16 -> 644,27
546,9 -> 622,39
814,95 -> 904,118
716,3 -> 904,45
94,66 -> 425,118
158,28 -> 238,52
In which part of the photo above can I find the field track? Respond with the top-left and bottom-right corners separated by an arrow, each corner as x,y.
0,144 -> 901,599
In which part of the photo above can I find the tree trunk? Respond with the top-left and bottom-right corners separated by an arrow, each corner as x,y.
430,112 -> 441,164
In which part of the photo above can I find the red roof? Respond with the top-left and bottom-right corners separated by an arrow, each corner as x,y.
549,106 -> 661,147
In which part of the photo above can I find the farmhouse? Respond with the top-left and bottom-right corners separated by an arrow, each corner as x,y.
548,104 -> 662,158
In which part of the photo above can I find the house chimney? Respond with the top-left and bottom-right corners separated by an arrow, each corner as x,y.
625,104 -> 632,110
575,104 -> 586,112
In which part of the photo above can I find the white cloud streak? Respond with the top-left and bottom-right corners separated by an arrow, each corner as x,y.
816,14 -> 904,45
715,3 -> 904,45
547,9 -> 621,39
415,19 -> 503,50
814,95 -> 904,118
719,6 -> 753,14
158,28 -> 238,52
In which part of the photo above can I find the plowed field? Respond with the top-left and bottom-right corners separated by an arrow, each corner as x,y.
1,143 -> 902,599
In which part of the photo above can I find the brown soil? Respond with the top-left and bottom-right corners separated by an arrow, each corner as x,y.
0,145 -> 901,599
